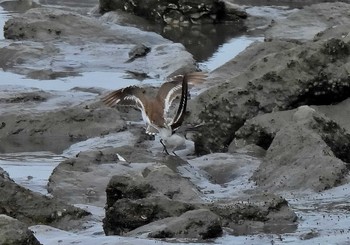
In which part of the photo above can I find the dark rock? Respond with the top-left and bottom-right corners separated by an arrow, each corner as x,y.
102,156 -> 206,235
48,145 -> 158,207
0,104 -> 125,153
0,167 -> 90,229
315,97 -> 350,132
189,24 -> 350,154
1,7 -> 197,79
0,215 -> 41,245
265,2 -> 350,41
126,44 -> 151,63
128,209 -> 222,240
103,196 -> 197,235
0,0 -> 40,13
300,230 -> 320,240
102,155 -> 297,237
237,106 -> 350,191
105,175 -> 155,207
209,194 -> 297,235
99,0 -> 247,25
0,91 -> 50,104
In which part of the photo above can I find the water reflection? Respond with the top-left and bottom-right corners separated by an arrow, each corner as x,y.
199,35 -> 263,71
102,10 -> 249,63
161,22 -> 247,62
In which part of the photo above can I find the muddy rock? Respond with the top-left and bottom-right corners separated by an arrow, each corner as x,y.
209,194 -> 297,235
103,156 -> 206,236
0,102 -> 125,153
127,209 -> 222,239
315,97 -> 350,133
103,195 -> 199,235
265,2 -> 350,41
189,23 -> 350,154
0,215 -> 41,245
2,7 -> 197,79
103,153 -> 297,237
99,0 -> 247,25
236,106 -> 350,191
0,0 -> 40,13
3,7 -> 166,44
0,167 -> 90,229
48,144 -> 160,207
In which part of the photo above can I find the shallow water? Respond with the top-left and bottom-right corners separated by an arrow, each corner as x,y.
0,151 -> 65,194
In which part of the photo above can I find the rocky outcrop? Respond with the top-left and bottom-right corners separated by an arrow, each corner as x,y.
48,144 -> 189,207
189,23 -> 350,154
0,215 -> 41,245
127,209 -> 222,239
265,2 -> 350,41
102,154 -> 297,238
0,102 -> 125,153
0,0 -> 39,13
99,0 -> 247,25
235,106 -> 350,191
0,167 -> 90,229
2,7 -> 197,79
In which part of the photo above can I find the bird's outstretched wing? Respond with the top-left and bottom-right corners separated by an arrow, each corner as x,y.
102,86 -> 147,111
171,74 -> 188,132
157,72 -> 207,119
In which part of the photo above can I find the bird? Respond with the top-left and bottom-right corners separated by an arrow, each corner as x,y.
102,72 -> 207,155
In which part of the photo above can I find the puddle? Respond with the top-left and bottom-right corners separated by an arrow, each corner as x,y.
0,152 -> 65,194
199,35 -> 263,71
0,70 -> 149,91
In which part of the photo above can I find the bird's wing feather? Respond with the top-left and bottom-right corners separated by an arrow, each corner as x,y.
102,86 -> 147,111
171,74 -> 188,132
157,72 -> 207,119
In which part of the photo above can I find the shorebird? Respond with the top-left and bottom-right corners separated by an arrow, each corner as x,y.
102,72 -> 207,155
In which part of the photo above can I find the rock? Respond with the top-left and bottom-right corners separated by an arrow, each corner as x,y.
228,143 -> 266,158
314,97 -> 350,133
99,0 -> 247,25
48,145 -> 157,207
187,152 -> 260,189
0,103 -> 125,153
103,195 -> 199,235
126,44 -> 151,63
209,194 -> 297,235
236,107 -> 350,191
0,0 -> 40,13
127,209 -> 222,240
188,23 -> 350,154
265,2 -> 350,41
1,7 -> 197,79
4,7 -> 166,44
49,146 -> 202,207
102,153 -> 297,237
0,167 -> 90,230
0,215 -> 41,245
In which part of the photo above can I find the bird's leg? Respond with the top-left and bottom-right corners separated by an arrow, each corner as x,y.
160,139 -> 170,155
172,151 -> 178,156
